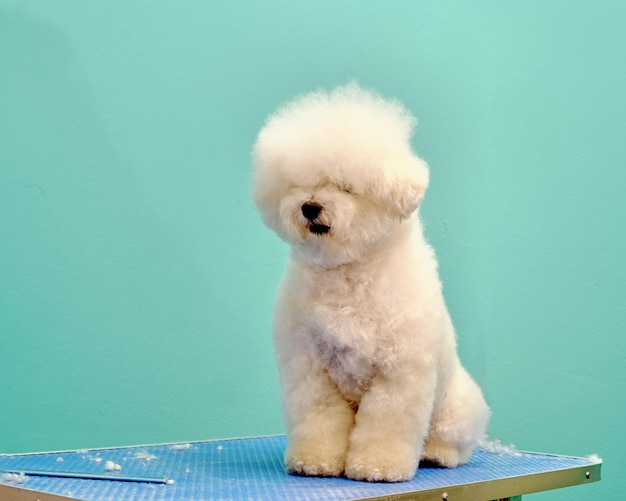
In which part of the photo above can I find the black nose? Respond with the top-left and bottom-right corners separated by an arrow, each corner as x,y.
301,202 -> 322,220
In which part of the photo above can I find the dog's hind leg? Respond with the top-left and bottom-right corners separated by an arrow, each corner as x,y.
422,365 -> 490,467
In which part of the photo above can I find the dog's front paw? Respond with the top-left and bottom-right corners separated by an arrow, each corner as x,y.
345,444 -> 418,482
285,440 -> 347,477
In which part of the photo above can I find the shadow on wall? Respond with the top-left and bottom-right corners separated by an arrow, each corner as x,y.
0,7 -> 240,450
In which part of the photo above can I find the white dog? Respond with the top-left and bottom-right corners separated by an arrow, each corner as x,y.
252,83 -> 490,482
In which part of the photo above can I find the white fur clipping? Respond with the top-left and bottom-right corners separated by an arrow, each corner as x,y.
1,472 -> 28,483
170,443 -> 193,451
479,438 -> 520,456
104,460 -> 122,471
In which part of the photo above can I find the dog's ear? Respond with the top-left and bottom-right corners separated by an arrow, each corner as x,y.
381,154 -> 429,218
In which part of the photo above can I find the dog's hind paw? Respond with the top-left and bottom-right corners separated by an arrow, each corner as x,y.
422,437 -> 472,468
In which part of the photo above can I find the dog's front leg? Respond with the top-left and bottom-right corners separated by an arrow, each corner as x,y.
280,353 -> 355,477
345,369 -> 435,482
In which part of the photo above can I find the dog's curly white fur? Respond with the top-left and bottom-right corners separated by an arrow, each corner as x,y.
252,83 -> 490,482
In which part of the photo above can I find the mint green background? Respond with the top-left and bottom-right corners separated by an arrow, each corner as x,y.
1,1 -> 624,499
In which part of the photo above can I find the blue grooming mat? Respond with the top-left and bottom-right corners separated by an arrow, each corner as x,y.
0,435 -> 601,500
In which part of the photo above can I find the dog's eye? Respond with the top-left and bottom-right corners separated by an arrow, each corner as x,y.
339,184 -> 353,194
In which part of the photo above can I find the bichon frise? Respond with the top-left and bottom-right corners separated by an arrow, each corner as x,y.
252,82 -> 490,482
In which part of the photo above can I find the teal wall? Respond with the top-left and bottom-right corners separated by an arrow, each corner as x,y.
1,1 -> 624,499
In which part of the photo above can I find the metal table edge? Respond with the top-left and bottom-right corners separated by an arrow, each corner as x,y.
351,459 -> 602,501
0,482 -> 83,501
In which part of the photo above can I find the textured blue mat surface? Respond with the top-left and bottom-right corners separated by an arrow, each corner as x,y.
0,435 -> 598,501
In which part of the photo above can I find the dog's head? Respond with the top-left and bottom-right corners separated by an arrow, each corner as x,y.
252,83 -> 429,267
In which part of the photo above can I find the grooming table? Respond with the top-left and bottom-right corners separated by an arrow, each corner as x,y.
0,435 -> 601,501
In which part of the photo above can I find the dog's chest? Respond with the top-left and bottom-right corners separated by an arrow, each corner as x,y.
317,334 -> 373,403
302,272 -> 385,400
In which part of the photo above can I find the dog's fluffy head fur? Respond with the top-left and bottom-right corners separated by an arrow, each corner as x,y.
253,82 -> 429,267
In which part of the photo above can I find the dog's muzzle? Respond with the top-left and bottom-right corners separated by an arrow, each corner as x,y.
301,202 -> 330,235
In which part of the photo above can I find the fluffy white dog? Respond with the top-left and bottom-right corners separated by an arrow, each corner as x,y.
252,83 -> 490,482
